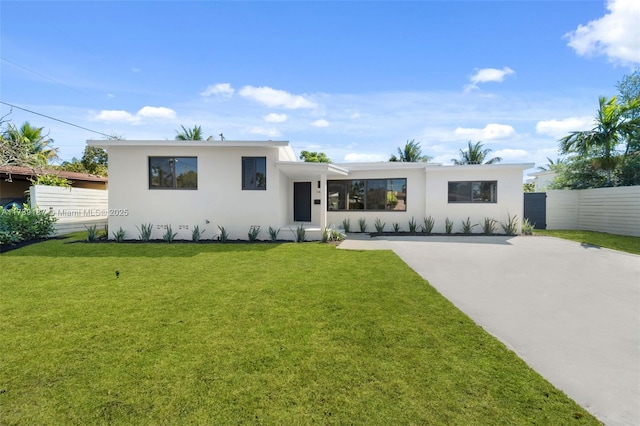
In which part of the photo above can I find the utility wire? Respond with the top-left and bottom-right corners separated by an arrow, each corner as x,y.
0,101 -> 114,138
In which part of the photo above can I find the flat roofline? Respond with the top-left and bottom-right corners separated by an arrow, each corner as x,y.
87,140 -> 290,148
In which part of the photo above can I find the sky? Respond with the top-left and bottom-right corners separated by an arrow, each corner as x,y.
1,0 -> 639,176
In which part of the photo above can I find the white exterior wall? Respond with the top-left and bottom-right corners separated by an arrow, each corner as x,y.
107,145 -> 288,240
326,168 -> 427,232
425,167 -> 525,233
547,186 -> 640,236
29,185 -> 109,235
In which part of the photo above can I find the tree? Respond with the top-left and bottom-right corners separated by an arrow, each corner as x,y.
559,96 -> 640,185
452,141 -> 501,165
175,125 -> 204,141
299,151 -> 331,163
3,121 -> 57,166
537,157 -> 564,172
59,146 -> 108,176
389,139 -> 430,162
616,70 -> 640,157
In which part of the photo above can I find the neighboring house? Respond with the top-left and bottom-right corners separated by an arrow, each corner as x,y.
0,165 -> 108,206
87,139 -> 533,240
527,170 -> 557,192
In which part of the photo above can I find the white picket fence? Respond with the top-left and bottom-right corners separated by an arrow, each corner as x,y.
30,185 -> 109,235
547,186 -> 640,237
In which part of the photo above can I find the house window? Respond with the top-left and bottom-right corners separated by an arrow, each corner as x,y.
327,178 -> 406,211
242,157 -> 266,190
448,181 -> 497,203
149,157 -> 198,189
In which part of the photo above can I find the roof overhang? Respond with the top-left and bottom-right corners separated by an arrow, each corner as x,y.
87,140 -> 290,148
276,161 -> 349,179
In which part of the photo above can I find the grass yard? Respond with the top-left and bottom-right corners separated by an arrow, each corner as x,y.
535,229 -> 640,255
1,237 -> 598,424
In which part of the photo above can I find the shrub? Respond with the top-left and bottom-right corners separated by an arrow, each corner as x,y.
358,217 -> 367,233
162,225 -> 177,242
0,204 -> 57,244
112,227 -> 126,242
408,217 -> 418,233
31,174 -> 71,187
392,222 -> 400,233
501,214 -> 519,236
295,224 -> 306,242
342,218 -> 351,233
522,218 -> 535,235
460,217 -> 477,235
481,218 -> 498,236
217,225 -> 228,242
136,223 -> 153,241
374,218 -> 385,233
248,225 -> 261,242
422,216 -> 434,233
268,226 -> 280,242
192,225 -> 205,242
323,227 -> 345,243
445,218 -> 453,234
85,224 -> 98,242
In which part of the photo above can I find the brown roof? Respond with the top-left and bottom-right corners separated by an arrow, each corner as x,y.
0,165 -> 108,182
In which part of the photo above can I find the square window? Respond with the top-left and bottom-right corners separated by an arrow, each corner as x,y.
242,157 -> 267,190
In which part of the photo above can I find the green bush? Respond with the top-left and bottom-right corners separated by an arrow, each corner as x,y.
374,218 -> 385,233
0,204 -> 57,244
422,216 -> 434,233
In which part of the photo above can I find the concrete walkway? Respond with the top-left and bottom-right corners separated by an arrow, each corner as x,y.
339,234 -> 640,426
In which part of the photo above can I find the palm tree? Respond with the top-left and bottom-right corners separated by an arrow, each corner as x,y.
537,157 -> 564,172
452,141 -> 502,165
175,125 -> 204,141
3,121 -> 57,166
559,96 -> 640,185
389,139 -> 431,162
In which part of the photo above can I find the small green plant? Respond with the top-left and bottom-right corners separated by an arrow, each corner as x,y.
374,218 -> 385,233
422,216 -> 434,233
322,227 -> 329,243
162,225 -> 177,242
218,225 -> 228,242
295,224 -> 306,242
85,224 -> 98,242
135,223 -> 153,241
392,222 -> 401,233
248,225 -> 261,242
192,225 -> 205,241
31,174 -> 71,187
408,217 -> 418,233
112,227 -> 126,242
330,229 -> 345,241
342,218 -> 351,233
481,218 -> 498,236
501,214 -> 519,236
268,226 -> 280,242
445,218 -> 453,234
460,217 -> 477,235
522,218 -> 535,235
358,217 -> 367,233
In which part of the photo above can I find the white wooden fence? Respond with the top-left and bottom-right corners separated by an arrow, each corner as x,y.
30,185 -> 109,235
547,186 -> 640,237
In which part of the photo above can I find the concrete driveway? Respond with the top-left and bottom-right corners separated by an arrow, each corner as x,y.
339,235 -> 640,426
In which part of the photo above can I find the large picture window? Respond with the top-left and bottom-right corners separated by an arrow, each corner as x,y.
327,178 -> 406,211
149,157 -> 198,189
242,157 -> 266,190
448,181 -> 497,203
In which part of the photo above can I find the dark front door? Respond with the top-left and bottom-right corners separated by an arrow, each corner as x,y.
294,182 -> 312,222
524,192 -> 547,229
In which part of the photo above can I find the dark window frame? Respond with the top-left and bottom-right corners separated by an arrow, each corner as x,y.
327,178 -> 407,211
148,156 -> 198,190
448,180 -> 497,203
242,157 -> 267,190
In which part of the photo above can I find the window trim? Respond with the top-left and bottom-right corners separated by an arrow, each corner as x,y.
327,178 -> 407,211
448,180 -> 497,203
242,156 -> 267,191
148,156 -> 198,190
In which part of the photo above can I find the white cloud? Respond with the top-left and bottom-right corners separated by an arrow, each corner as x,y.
535,117 -> 593,139
93,106 -> 176,124
137,106 -> 176,119
264,113 -> 287,123
453,123 -> 516,141
248,127 -> 281,137
200,83 -> 235,97
465,67 -> 515,91
493,148 -> 530,162
350,112 -> 361,119
311,119 -> 329,128
565,0 -> 640,66
107,93 -> 115,98
239,85 -> 318,109
343,153 -> 387,162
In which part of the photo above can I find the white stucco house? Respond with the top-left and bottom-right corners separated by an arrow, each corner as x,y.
87,139 -> 533,240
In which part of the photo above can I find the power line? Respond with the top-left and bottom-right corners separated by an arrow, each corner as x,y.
0,101 -> 115,138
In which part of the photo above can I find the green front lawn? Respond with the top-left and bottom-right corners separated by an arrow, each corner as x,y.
535,229 -> 640,255
1,237 -> 598,424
